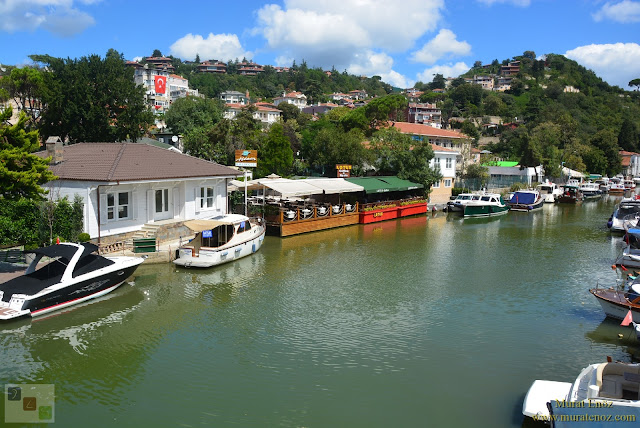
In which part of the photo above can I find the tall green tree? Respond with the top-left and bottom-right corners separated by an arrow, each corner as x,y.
256,123 -> 293,177
0,108 -> 56,200
618,118 -> 639,152
32,51 -> 153,143
0,67 -> 46,129
165,96 -> 224,136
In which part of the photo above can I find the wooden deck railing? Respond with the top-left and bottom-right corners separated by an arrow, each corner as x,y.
272,202 -> 359,224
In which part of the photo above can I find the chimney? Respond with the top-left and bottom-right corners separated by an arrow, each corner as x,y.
45,136 -> 63,164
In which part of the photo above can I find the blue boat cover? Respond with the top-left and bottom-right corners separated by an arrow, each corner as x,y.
510,192 -> 536,204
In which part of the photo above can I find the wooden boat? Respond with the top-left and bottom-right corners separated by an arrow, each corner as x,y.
557,182 -> 583,203
507,190 -> 544,212
462,193 -> 509,218
173,215 -> 265,268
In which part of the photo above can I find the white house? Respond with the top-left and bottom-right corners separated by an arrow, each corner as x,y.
273,91 -> 307,110
38,139 -> 240,242
223,103 -> 281,126
429,144 -> 460,204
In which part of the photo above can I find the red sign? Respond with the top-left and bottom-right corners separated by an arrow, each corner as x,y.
154,75 -> 167,94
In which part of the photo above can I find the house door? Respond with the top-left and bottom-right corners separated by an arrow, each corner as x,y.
154,188 -> 171,221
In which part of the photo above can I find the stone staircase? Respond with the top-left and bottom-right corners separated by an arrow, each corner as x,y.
132,223 -> 161,240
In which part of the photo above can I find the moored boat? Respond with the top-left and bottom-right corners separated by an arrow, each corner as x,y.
506,190 -> 544,212
445,193 -> 481,212
608,195 -> 640,233
579,181 -> 603,200
536,181 -> 562,203
0,242 -> 144,321
590,280 -> 640,324
463,193 -> 509,218
522,361 -> 640,421
610,177 -> 625,194
557,182 -> 584,203
173,214 -> 265,268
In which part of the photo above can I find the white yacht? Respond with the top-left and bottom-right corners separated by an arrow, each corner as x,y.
523,361 -> 640,421
536,181 -> 562,203
173,215 -> 265,268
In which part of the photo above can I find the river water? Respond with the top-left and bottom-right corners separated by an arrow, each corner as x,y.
1,196 -> 638,427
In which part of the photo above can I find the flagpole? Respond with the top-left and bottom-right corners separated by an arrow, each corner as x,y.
244,169 -> 248,217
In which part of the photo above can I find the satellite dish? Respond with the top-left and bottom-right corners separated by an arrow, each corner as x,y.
171,135 -> 178,143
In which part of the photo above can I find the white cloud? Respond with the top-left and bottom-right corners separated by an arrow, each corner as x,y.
564,43 -> 640,89
411,29 -> 471,65
254,0 -> 445,70
416,62 -> 471,83
592,1 -> 640,23
0,0 -> 96,36
169,33 -> 251,62
346,51 -> 411,88
476,0 -> 530,6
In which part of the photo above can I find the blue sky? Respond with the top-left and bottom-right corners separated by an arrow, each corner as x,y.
1,0 -> 639,89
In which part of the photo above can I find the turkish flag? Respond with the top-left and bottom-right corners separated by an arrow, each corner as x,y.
155,75 -> 167,94
621,309 -> 633,326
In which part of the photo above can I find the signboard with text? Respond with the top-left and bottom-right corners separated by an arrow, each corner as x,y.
336,164 -> 352,178
235,150 -> 258,168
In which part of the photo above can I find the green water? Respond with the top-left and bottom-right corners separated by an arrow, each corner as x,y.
1,196 -> 638,427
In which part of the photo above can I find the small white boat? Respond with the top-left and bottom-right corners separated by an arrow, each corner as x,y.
536,181 -> 562,203
463,193 -> 509,218
523,361 -> 640,421
446,193 -> 482,212
173,215 -> 265,268
579,181 -> 603,200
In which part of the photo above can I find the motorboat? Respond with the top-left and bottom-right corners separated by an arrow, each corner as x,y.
590,276 -> 640,324
608,195 -> 640,233
579,181 -> 603,200
445,193 -> 482,212
596,178 -> 611,193
0,242 -> 144,321
610,177 -> 626,194
462,193 -> 509,218
624,179 -> 636,191
522,361 -> 640,421
536,181 -> 562,203
173,214 -> 265,268
557,182 -> 584,203
507,190 -> 544,212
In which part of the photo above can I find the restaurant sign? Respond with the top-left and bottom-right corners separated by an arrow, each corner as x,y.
336,164 -> 352,178
235,150 -> 258,168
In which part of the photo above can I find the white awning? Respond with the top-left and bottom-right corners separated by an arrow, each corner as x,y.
297,178 -> 365,194
562,166 -> 585,178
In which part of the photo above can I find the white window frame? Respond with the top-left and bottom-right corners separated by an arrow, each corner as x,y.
433,180 -> 440,188
446,157 -> 452,169
199,186 -> 216,210
444,179 -> 452,187
107,191 -> 131,221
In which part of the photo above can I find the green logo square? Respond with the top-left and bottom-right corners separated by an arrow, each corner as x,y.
39,405 -> 53,420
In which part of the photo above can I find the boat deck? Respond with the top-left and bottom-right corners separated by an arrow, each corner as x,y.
591,288 -> 640,306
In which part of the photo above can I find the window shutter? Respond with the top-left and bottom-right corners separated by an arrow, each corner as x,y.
194,187 -> 200,214
173,187 -> 180,218
132,191 -> 139,220
146,189 -> 154,222
99,194 -> 108,225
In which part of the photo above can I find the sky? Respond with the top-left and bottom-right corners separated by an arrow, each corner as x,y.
0,0 -> 639,89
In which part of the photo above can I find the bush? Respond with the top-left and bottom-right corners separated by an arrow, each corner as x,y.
452,187 -> 470,196
77,233 -> 91,242
510,182 -> 527,192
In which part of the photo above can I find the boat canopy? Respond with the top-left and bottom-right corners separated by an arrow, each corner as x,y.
183,219 -> 239,233
345,176 -> 423,194
26,242 -> 98,260
510,192 -> 536,204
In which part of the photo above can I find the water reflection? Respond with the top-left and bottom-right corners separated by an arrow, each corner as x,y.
0,197 -> 637,427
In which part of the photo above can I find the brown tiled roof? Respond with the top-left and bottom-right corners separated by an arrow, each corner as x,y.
37,143 -> 240,182
391,122 -> 469,139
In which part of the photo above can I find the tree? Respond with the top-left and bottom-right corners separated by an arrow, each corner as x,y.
473,60 -> 483,68
0,67 -> 46,129
276,102 -> 300,122
629,78 -> 640,91
152,49 -> 163,57
256,123 -> 293,177
33,51 -> 153,143
165,96 -> 224,136
0,107 -> 57,200
429,73 -> 446,90
618,118 -> 639,152
195,54 -> 201,64
590,129 -> 621,177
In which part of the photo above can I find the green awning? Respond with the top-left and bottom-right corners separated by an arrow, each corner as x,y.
345,176 -> 423,194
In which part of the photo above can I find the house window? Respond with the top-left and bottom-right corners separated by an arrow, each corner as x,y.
446,158 -> 452,169
433,180 -> 440,188
200,186 -> 216,209
444,179 -> 452,187
107,192 -> 131,221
